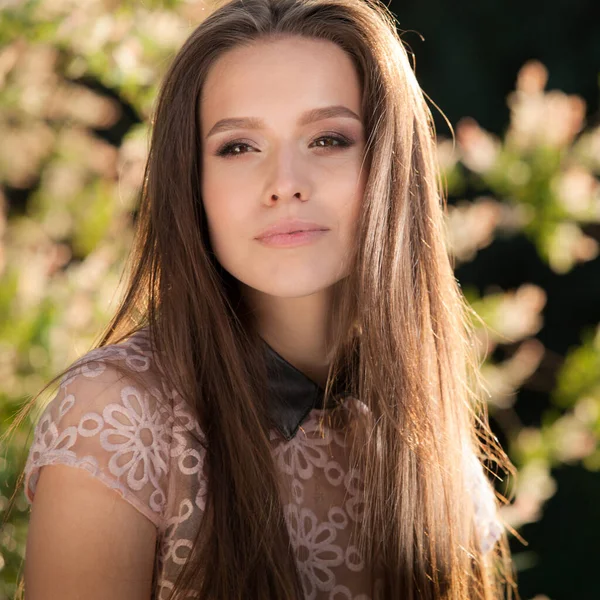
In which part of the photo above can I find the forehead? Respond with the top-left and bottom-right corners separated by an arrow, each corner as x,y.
199,36 -> 362,126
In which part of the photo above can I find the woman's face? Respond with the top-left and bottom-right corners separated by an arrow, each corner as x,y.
199,36 -> 367,298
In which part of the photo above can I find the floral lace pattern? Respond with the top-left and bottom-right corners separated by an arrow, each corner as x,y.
23,330 -> 504,600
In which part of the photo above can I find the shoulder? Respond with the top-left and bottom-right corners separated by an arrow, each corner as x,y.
62,327 -> 162,384
24,327 -> 175,529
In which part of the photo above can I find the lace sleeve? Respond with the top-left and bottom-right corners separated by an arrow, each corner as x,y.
23,339 -> 174,530
464,449 -> 505,554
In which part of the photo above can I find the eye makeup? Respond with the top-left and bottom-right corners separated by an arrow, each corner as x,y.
215,132 -> 356,158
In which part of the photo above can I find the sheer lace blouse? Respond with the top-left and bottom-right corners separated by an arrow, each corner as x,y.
23,329 -> 504,600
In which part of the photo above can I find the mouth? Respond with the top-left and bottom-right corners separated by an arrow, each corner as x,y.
255,228 -> 329,248
255,219 -> 330,241
258,227 -> 327,239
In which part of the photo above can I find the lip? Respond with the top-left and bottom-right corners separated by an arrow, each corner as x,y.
256,229 -> 328,248
255,218 -> 330,240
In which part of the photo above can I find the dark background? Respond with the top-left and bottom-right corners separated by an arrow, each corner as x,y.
393,0 -> 600,136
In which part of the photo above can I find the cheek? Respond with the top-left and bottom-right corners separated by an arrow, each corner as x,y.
339,172 -> 366,231
201,187 -> 248,255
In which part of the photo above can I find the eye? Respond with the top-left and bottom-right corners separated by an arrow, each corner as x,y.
215,141 -> 255,158
215,133 -> 354,159
310,134 -> 353,150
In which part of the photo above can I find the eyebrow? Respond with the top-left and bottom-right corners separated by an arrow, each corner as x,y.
205,105 -> 361,139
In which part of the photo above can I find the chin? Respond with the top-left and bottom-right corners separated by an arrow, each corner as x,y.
241,276 -> 337,299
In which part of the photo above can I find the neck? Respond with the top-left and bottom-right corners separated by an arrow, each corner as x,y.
241,283 -> 335,389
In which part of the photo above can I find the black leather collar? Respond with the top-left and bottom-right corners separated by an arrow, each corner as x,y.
261,338 -> 347,441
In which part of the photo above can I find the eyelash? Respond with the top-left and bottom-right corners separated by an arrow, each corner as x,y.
215,134 -> 353,158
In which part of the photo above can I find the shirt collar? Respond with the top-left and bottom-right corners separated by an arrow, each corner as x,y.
261,338 -> 348,441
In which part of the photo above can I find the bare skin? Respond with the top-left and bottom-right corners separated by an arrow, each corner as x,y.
200,35 -> 368,387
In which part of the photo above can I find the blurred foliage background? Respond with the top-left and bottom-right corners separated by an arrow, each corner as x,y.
0,1 -> 598,599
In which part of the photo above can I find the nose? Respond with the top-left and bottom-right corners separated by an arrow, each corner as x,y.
266,145 -> 311,205
270,191 -> 305,202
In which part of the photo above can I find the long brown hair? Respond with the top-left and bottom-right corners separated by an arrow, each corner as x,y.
5,0 -> 518,598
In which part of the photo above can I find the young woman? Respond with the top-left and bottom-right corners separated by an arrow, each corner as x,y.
10,0 -> 517,598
